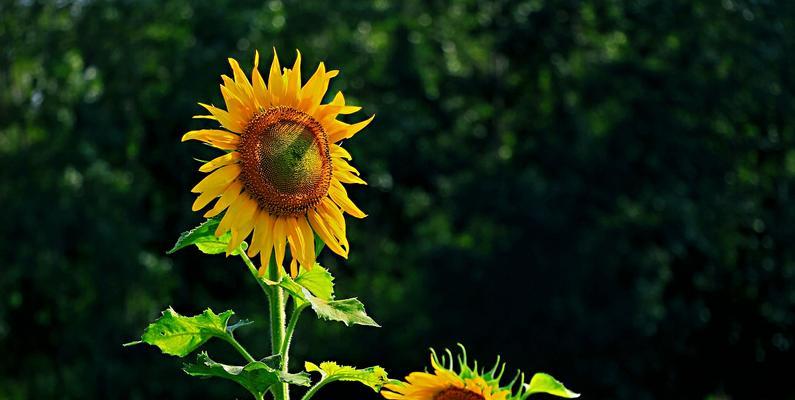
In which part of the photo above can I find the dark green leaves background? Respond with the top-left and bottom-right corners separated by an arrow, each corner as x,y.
1,1 -> 794,399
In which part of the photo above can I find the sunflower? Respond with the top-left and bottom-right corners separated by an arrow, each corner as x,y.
382,347 -> 511,400
183,49 -> 373,276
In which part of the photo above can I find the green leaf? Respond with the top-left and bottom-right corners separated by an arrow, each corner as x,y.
125,308 -> 234,357
167,217 -> 246,255
301,289 -> 380,327
184,352 -> 310,398
295,265 -> 335,301
262,265 -> 378,327
525,373 -> 580,398
305,361 -> 389,392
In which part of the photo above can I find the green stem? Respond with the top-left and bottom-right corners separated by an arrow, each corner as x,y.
280,303 -> 308,366
224,335 -> 256,363
300,378 -> 334,400
268,259 -> 289,400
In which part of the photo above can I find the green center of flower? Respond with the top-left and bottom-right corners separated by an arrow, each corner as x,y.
434,388 -> 485,400
239,106 -> 331,216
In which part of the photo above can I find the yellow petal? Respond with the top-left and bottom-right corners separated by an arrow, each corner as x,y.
296,215 -> 316,268
333,168 -> 367,185
308,208 -> 347,257
198,103 -> 244,133
330,144 -> 352,160
182,129 -> 240,150
248,210 -> 275,257
268,48 -> 284,104
204,181 -> 242,218
191,164 -> 240,193
328,114 -> 375,143
191,181 -> 229,211
251,50 -> 270,109
199,152 -> 240,173
215,193 -> 247,236
226,196 -> 258,255
289,258 -> 299,278
328,179 -> 367,218
272,217 -> 287,269
284,49 -> 302,107
228,57 -> 254,101
298,62 -> 327,112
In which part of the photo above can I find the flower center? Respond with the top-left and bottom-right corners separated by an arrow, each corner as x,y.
239,106 -> 332,216
434,388 -> 485,400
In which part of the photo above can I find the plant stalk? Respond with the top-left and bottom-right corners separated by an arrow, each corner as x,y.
268,259 -> 289,400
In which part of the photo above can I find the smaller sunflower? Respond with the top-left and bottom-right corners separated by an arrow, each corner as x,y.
382,346 -> 510,400
382,345 -> 579,400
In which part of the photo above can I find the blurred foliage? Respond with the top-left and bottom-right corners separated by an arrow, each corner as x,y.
1,0 -> 794,399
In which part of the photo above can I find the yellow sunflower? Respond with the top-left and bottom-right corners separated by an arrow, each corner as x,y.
183,49 -> 373,276
382,347 -> 511,400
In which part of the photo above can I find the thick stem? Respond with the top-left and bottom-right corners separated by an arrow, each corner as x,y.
268,260 -> 289,400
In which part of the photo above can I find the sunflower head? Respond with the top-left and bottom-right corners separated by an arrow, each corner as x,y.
183,49 -> 373,277
382,345 -> 512,400
382,345 -> 579,400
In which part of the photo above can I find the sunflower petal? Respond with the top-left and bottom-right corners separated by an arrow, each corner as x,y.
203,181 -> 243,218
272,217 -> 287,269
328,179 -> 367,218
198,103 -> 245,133
191,164 -> 240,193
268,48 -> 284,104
199,152 -> 240,173
308,208 -> 347,257
327,114 -> 375,143
251,50 -> 270,109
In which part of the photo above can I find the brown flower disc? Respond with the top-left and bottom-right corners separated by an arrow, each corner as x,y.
239,106 -> 332,216
434,388 -> 485,400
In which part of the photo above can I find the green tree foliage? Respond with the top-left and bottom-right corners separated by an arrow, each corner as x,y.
1,0 -> 793,399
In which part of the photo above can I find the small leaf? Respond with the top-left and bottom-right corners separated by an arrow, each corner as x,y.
129,308 -> 233,357
295,265 -> 335,301
302,289 -> 380,327
184,352 -> 310,398
525,373 -> 580,398
305,361 -> 389,392
168,218 -> 246,255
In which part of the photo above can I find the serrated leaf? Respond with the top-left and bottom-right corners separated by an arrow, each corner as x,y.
126,308 -> 233,357
295,265 -> 335,301
305,361 -> 389,392
184,352 -> 310,397
168,218 -> 246,255
302,289 -> 379,327
525,373 -> 580,398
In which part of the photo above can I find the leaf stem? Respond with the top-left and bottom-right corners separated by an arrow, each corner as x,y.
223,335 -> 256,364
238,245 -> 272,298
280,303 -> 308,366
300,378 -> 334,400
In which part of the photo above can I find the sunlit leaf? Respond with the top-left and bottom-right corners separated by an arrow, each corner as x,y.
125,308 -> 235,357
305,361 -> 389,392
295,264 -> 334,301
184,352 -> 310,398
167,217 -> 246,255
524,373 -> 580,398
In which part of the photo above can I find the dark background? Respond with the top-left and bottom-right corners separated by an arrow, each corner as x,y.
1,1 -> 794,399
